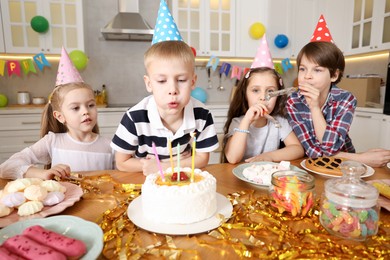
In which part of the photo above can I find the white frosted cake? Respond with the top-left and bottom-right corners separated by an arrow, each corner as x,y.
141,167 -> 217,224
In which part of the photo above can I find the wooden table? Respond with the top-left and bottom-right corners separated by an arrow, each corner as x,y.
55,159 -> 390,222
1,159 -> 390,259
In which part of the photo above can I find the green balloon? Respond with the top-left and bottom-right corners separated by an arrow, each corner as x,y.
30,16 -> 49,33
69,50 -> 88,71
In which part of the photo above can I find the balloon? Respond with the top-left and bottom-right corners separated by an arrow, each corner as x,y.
191,47 -> 196,57
191,87 -> 207,103
69,50 -> 88,70
0,93 -> 8,107
274,34 -> 289,48
249,22 -> 266,39
30,16 -> 49,33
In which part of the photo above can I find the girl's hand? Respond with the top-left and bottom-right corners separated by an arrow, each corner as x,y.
244,102 -> 269,124
298,83 -> 321,109
45,164 -> 71,180
245,154 -> 274,163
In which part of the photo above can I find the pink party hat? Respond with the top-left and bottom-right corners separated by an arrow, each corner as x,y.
152,0 -> 183,45
310,15 -> 334,43
250,34 -> 274,69
55,47 -> 84,86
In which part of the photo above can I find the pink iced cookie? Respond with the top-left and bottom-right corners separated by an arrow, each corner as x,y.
3,235 -> 66,260
0,246 -> 26,259
23,225 -> 87,259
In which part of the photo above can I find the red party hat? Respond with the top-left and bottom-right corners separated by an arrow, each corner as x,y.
310,15 -> 334,43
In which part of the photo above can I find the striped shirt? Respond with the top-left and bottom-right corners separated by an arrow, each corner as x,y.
286,85 -> 356,158
111,96 -> 219,159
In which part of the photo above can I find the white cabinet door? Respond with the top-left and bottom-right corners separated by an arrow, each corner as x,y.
345,0 -> 390,55
290,0 -> 319,57
0,0 -> 84,54
381,115 -> 390,150
0,14 -> 5,52
349,111 -> 383,152
172,0 -> 235,57
317,0 -> 349,53
235,0 -> 269,58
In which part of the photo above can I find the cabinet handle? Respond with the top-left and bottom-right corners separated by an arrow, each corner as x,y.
21,122 -> 40,125
356,115 -> 372,119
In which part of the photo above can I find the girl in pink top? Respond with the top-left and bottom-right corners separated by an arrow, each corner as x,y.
0,82 -> 114,180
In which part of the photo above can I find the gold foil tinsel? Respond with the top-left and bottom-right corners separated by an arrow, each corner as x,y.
64,176 -> 390,259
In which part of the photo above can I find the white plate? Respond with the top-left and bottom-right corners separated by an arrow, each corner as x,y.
0,215 -> 103,260
232,162 -> 305,187
387,162 -> 390,169
127,193 -> 232,235
300,159 -> 375,178
0,182 -> 83,227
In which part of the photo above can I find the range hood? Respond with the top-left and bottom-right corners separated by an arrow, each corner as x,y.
101,0 -> 154,41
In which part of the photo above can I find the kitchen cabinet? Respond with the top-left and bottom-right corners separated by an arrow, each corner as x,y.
381,115 -> 390,150
0,17 -> 5,53
171,0 -> 236,57
345,0 -> 390,55
234,0 -> 269,58
289,0 -> 320,57
0,112 -> 42,164
349,111 -> 383,152
317,0 -> 349,53
208,104 -> 228,164
0,0 -> 84,54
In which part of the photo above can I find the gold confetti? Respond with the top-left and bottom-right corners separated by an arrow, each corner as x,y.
61,176 -> 390,259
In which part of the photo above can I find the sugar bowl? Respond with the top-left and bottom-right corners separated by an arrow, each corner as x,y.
319,161 -> 379,241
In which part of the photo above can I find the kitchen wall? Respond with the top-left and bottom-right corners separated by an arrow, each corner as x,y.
0,1 -> 388,107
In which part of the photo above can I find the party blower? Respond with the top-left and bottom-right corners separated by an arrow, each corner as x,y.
265,86 -> 298,101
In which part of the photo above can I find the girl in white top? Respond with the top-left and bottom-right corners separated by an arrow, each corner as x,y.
223,67 -> 304,163
0,82 -> 114,180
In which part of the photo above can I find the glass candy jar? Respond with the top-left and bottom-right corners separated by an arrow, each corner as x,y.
269,170 -> 315,217
320,161 -> 380,241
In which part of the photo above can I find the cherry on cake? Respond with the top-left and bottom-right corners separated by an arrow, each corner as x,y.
141,167 -> 217,224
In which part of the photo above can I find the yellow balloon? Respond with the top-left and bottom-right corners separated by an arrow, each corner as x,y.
249,22 -> 266,39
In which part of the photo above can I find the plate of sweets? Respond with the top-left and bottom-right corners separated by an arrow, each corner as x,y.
0,215 -> 103,259
232,161 -> 304,187
0,178 -> 83,227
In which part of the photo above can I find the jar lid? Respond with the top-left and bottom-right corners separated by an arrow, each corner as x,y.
271,170 -> 315,189
324,161 -> 378,208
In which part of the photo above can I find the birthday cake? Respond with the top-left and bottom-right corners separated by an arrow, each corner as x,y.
141,167 -> 217,224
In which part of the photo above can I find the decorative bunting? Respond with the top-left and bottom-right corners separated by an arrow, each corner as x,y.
0,60 -> 5,76
274,63 -> 283,75
21,59 -> 37,75
230,65 -> 242,80
7,60 -> 21,77
33,53 -> 51,71
281,58 -> 293,72
206,55 -> 220,71
219,62 -> 231,77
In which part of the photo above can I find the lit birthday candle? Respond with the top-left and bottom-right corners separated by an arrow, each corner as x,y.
167,137 -> 174,172
190,132 -> 196,182
177,143 -> 180,182
151,142 -> 165,182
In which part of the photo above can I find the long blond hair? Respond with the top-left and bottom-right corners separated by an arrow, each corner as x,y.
40,82 -> 99,138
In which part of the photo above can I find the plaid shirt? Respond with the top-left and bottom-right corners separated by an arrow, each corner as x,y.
286,85 -> 356,158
